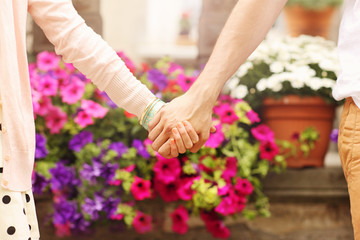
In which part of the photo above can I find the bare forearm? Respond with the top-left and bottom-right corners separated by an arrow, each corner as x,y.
189,0 -> 287,105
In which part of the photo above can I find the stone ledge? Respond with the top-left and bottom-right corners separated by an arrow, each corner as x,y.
263,167 -> 348,202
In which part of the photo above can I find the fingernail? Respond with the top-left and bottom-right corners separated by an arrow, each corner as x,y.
177,122 -> 182,128
183,121 -> 188,127
172,128 -> 177,134
170,138 -> 175,144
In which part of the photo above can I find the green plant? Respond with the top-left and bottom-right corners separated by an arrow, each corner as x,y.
286,0 -> 343,10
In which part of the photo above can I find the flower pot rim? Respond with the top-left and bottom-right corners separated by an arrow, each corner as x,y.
263,95 -> 335,106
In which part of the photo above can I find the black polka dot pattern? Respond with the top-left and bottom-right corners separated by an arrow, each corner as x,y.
2,195 -> 10,204
29,224 -> 31,230
26,194 -> 30,203
7,226 -> 15,235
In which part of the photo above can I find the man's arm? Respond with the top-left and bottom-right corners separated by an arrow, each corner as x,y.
149,0 -> 288,154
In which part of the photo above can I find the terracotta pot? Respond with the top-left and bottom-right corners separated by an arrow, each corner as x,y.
284,6 -> 335,39
262,95 -> 335,168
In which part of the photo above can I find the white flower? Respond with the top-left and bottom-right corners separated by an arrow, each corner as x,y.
270,62 -> 284,73
231,85 -> 248,99
308,78 -> 323,90
256,78 -> 267,92
223,78 -> 239,94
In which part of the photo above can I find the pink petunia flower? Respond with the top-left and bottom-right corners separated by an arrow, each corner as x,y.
45,106 -> 68,134
108,179 -> 122,186
221,157 -> 237,182
54,223 -> 71,237
234,178 -> 254,196
259,140 -> 279,161
110,213 -> 124,221
215,103 -> 239,124
35,96 -> 54,117
168,62 -> 185,74
154,180 -> 180,202
60,77 -> 85,104
37,51 -> 60,72
130,176 -> 152,201
217,185 -> 231,196
75,111 -> 94,128
177,73 -> 195,92
170,205 -> 189,234
205,220 -> 231,239
117,51 -> 136,74
37,74 -> 59,96
132,211 -> 152,234
205,124 -> 225,148
251,124 -> 275,142
201,211 -> 230,239
246,110 -> 260,124
81,100 -> 108,119
177,178 -> 196,201
215,196 -> 236,216
64,62 -> 76,73
231,193 -> 247,213
153,155 -> 181,184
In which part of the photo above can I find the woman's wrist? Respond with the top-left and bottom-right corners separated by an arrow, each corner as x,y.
140,98 -> 166,130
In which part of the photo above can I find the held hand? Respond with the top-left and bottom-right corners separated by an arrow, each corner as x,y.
148,92 -> 214,155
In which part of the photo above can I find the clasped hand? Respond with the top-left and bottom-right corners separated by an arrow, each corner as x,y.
147,93 -> 215,158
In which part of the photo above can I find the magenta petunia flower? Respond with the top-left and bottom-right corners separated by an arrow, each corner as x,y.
37,51 -> 60,72
170,205 -> 189,234
234,178 -> 254,196
153,155 -> 181,184
132,211 -> 152,234
75,111 -> 94,128
177,73 -> 195,92
45,107 -> 68,134
215,197 -> 235,216
130,176 -> 152,201
246,110 -> 260,124
64,62 -> 76,73
81,100 -> 108,119
177,178 -> 196,201
37,74 -> 59,96
215,103 -> 239,124
205,220 -> 231,239
35,96 -> 54,117
259,140 -> 279,161
221,157 -> 237,182
154,180 -> 180,202
60,77 -> 85,104
231,193 -> 246,213
251,124 -> 275,142
205,124 -> 225,148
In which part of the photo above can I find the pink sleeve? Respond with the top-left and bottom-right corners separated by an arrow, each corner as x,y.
28,0 -> 155,118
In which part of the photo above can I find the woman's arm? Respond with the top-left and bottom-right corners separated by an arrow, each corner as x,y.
149,0 -> 288,154
28,0 -> 197,157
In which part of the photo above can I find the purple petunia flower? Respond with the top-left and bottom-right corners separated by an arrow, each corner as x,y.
330,129 -> 339,143
81,193 -> 105,221
132,139 -> 150,159
103,197 -> 121,219
70,213 -> 90,232
147,69 -> 168,90
49,163 -> 80,191
109,142 -> 128,158
53,200 -> 78,225
79,160 -> 102,184
101,92 -> 117,109
35,133 -> 48,159
101,162 -> 119,183
32,172 -> 50,195
69,131 -> 93,152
